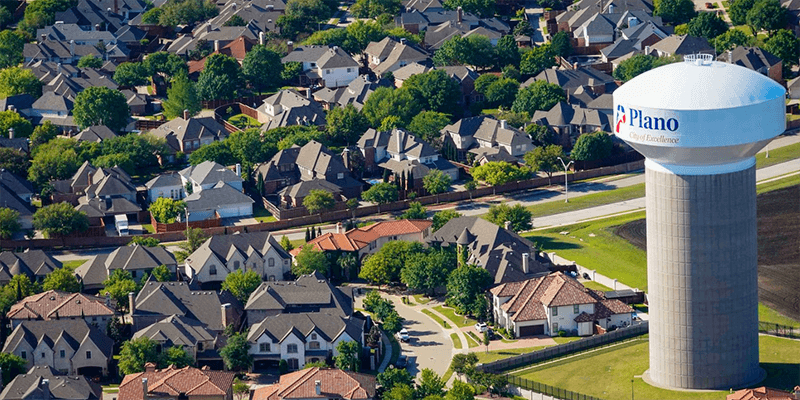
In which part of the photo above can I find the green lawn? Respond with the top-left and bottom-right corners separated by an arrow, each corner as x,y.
473,346 -> 549,364
523,211 -> 649,291
387,333 -> 401,367
227,114 -> 261,129
433,305 -> 478,328
465,331 -> 479,348
579,280 -> 612,292
421,308 -> 449,328
515,336 -> 800,399
756,173 -> 800,194
141,223 -> 155,234
759,303 -> 800,328
253,206 -> 277,223
521,183 -> 645,221
553,337 -> 582,345
413,294 -> 431,304
451,333 -> 463,349
756,142 -> 800,169
62,259 -> 89,269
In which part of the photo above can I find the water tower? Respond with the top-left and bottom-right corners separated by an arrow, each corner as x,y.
612,54 -> 785,390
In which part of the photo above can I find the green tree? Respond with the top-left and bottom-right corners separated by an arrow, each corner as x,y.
242,45 -> 283,92
362,87 -> 421,127
764,29 -> 800,74
470,161 -> 528,193
42,265 -> 81,292
28,138 -> 80,187
654,0 -> 697,24
232,379 -> 250,400
92,152 -> 134,175
524,144 -> 564,184
148,197 -> 187,224
445,380 -> 476,400
512,80 -> 565,115
401,248 -> 455,295
224,14 -> 246,26
114,62 -> 151,87
362,182 -> 399,211
0,30 -> 24,69
151,264 -> 173,281
0,353 -> 27,385
495,35 -> 521,68
400,201 -> 427,220
281,61 -> 302,83
29,121 -> 59,149
359,253 -> 392,285
157,0 -> 218,26
446,264 -> 492,317
449,353 -> 478,377
33,202 -> 89,237
729,0 -> 755,25
713,29 -> 754,52
550,31 -> 573,57
346,20 -> 389,52
145,52 -> 187,79
303,189 -> 335,221
0,148 -> 29,177
161,345 -> 194,368
197,54 -> 241,101
474,74 -> 499,97
281,235 -> 294,251
486,203 -> 532,232
334,340 -> 361,372
77,54 -> 103,68
0,207 -> 20,239
325,104 -> 369,146
362,241 -> 423,284
0,110 -> 33,138
103,269 -> 137,311
614,54 -> 683,81
0,67 -> 42,99
416,369 -> 445,399
571,131 -> 613,161
188,141 -> 235,166
227,128 -> 278,172
433,36 -> 470,66
461,35 -> 496,70
130,236 -> 162,247
222,269 -> 262,303
519,45 -> 556,76
423,169 -> 451,202
174,227 -> 207,263
747,0 -> 787,36
220,332 -> 253,370
73,87 -> 129,131
443,0 -> 494,16
118,336 -> 159,375
686,12 -> 728,40
484,77 -> 519,108
293,244 -> 330,276
384,384 -> 415,400
432,209 -> 461,232
407,111 -> 450,144
377,368 -> 413,392
525,124 -> 555,147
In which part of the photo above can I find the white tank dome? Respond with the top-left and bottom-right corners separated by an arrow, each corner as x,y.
613,55 -> 786,171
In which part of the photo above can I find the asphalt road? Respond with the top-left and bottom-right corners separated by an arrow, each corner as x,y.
391,295 -> 453,379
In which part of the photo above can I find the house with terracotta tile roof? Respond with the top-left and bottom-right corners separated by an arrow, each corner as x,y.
291,219 -> 433,262
118,365 -> 235,400
727,386 -> 800,400
252,367 -> 375,400
7,290 -> 116,331
490,272 -> 633,337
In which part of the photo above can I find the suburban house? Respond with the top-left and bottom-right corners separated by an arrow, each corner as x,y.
256,89 -> 327,130
54,0 -> 130,32
200,2 -> 284,35
490,272 -> 634,337
0,170 -> 35,230
40,68 -> 119,100
726,387 -> 800,400
180,161 -> 243,194
184,231 -> 292,287
74,244 -> 178,292
131,281 -> 243,334
282,45 -> 359,88
252,367 -> 376,400
571,10 -> 662,51
440,116 -> 534,161
0,250 -> 63,285
531,101 -> 611,148
522,67 -> 616,97
122,89 -> 148,115
416,8 -> 510,49
188,36 -> 257,76
51,161 -> 98,201
149,114 -> 228,155
402,0 -> 445,13
427,216 -> 552,284
717,46 -> 783,82
73,125 -> 117,142
144,173 -> 184,203
23,40 -> 103,65
7,290 -> 116,331
553,0 -> 654,39
391,62 -> 432,86
357,127 -> 458,182
74,165 -> 142,220
167,23 -> 261,57
247,312 -> 366,370
37,24 -> 117,46
293,219 -> 433,263
0,169 -> 34,203
29,92 -> 77,132
118,365 -> 235,400
244,272 -> 354,323
599,20 -> 668,62
0,366 -> 102,400
313,75 -> 393,111
2,320 -> 113,377
178,161 -> 252,222
648,34 -> 714,57
364,37 -> 430,77
131,315 -> 218,362
440,65 -> 480,105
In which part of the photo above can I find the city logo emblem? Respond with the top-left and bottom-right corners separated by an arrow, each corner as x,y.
615,105 -> 626,133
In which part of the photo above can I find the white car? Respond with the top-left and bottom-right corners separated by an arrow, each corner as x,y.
398,328 -> 410,342
475,322 -> 488,333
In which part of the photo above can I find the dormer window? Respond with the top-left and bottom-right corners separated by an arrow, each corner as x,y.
337,173 -> 344,179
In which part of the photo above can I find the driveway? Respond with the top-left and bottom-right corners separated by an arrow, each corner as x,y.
383,294 -> 453,378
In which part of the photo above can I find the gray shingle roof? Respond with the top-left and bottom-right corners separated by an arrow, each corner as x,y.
184,181 -> 254,212
0,250 -> 62,285
73,125 -> 117,142
244,272 -> 353,316
133,281 -> 242,332
180,161 -> 243,186
247,312 -> 364,344
185,231 -> 290,276
0,366 -> 101,400
145,173 -> 182,189
132,315 -> 216,347
0,170 -> 34,197
2,319 -> 112,359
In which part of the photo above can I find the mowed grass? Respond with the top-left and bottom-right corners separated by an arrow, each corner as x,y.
579,280 -> 612,292
465,331 -> 480,348
473,346 -> 548,364
756,173 -> 800,194
756,141 -> 800,169
421,308 -> 449,328
759,303 -> 800,328
62,259 -> 89,269
523,183 -> 645,220
451,333 -> 463,349
515,336 -> 800,400
413,294 -> 431,304
523,211 -> 649,291
433,305 -> 478,328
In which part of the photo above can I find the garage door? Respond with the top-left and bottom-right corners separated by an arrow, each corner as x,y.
519,324 -> 545,337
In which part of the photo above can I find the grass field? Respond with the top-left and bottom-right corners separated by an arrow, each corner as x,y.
579,280 -> 612,292
759,303 -> 800,328
253,206 -> 277,223
62,259 -> 88,269
515,336 -> 800,400
413,294 -> 431,304
523,211 -> 649,290
433,305 -> 478,328
756,173 -> 800,194
756,142 -> 800,169
421,309 -> 449,328
524,183 -> 645,220
141,224 -> 155,234
465,331 -> 479,348
451,333 -> 463,349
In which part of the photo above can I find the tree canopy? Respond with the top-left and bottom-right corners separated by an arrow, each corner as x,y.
486,203 -> 532,232
524,144 -> 565,183
470,161 -> 528,189
432,209 -> 461,231
77,54 -> 103,68
446,264 -> 492,318
334,340 -> 361,371
0,110 -> 33,138
519,44 -> 557,76
571,131 -> 613,161
163,71 -> 201,119
242,45 -> 283,91
220,332 -> 252,370
511,80 -> 565,115
686,12 -> 728,40
400,201 -> 427,220
42,265 -> 81,292
764,29 -> 800,74
0,67 -> 42,99
362,182 -> 399,205
326,104 -> 370,146
747,0 -> 787,36
362,87 -> 421,128
73,87 -> 130,131
401,247 -> 456,295
303,189 -> 336,216
197,54 -> 241,101
0,208 -> 20,240
102,269 -> 137,311
293,244 -> 330,276
33,202 -> 89,238
148,197 -> 186,224
222,269 -> 262,303
654,0 -> 697,24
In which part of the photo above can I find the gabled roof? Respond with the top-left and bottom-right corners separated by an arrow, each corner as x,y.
244,272 -> 353,316
132,315 -> 216,348
73,125 -> 116,142
650,34 -> 713,56
293,219 -> 432,255
726,386 -> 798,400
531,101 -> 610,131
153,117 -> 228,153
0,250 -> 62,284
282,45 -> 358,69
365,37 -> 430,75
2,319 -> 113,358
717,46 -> 781,72
180,161 -> 243,186
0,366 -> 102,400
134,281 -> 242,332
145,173 -> 182,189
119,366 -> 235,400
0,181 -> 34,219
7,290 -> 114,321
184,181 -> 254,212
186,231 -> 290,277
297,140 -> 350,177
32,92 -> 74,112
75,245 -> 175,288
247,312 -> 364,345
37,23 -> 116,44
253,367 -> 375,400
523,67 -> 615,91
0,170 -> 34,196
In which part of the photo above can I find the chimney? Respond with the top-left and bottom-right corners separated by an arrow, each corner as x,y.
522,253 -> 530,273
221,303 -> 233,329
235,163 -> 241,177
315,381 -> 321,395
792,386 -> 799,399
306,87 -> 312,99
41,379 -> 50,400
8,128 -> 14,139
259,31 -> 265,45
342,147 -> 351,170
457,6 -> 462,23
106,7 -> 111,15
727,50 -> 733,63
399,37 -> 407,45
128,292 -> 135,315
500,120 -> 507,130
504,221 -> 511,230
114,0 -> 118,13
644,45 -> 650,55
105,294 -> 111,306
141,378 -> 149,400
95,23 -> 101,31
214,40 -> 220,52
183,109 -> 189,120
395,129 -> 403,154
144,363 -> 156,373
41,34 -> 47,42
287,41 -> 293,52
336,222 -> 342,233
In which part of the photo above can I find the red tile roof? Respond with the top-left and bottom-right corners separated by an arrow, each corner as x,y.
252,368 -> 375,400
290,219 -> 431,256
119,366 -> 235,400
7,290 -> 115,321
187,36 -> 256,74
727,387 -> 798,400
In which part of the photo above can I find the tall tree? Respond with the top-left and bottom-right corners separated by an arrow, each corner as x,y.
519,44 -> 556,76
486,203 -> 532,232
0,148 -> 29,177
29,121 -> 59,149
197,54 -> 241,100
523,144 -> 564,184
362,182 -> 399,211
470,161 -> 528,193
423,169 -> 451,202
174,227 -> 208,263
0,208 -> 20,239
713,29 -> 754,52
242,45 -> 283,92
42,265 -> 81,292
376,368 -> 414,392
512,80 -> 565,115
33,202 -> 89,237
494,35 -> 521,68
407,111 -> 450,144
145,52 -> 188,80
293,244 -> 330,276
162,71 -> 200,119
0,67 -> 42,98
303,189 -> 335,222
73,87 -> 130,131
0,353 -> 27,385
77,54 -> 103,68
325,104 -> 369,146
571,131 -> 613,161
0,110 -> 33,138
654,0 -> 697,24
686,12 -> 728,40
103,269 -> 137,311
400,248 -> 455,295
446,264 -> 492,318
151,264 -> 174,281
222,269 -> 262,303
114,62 -> 151,87
729,0 -> 756,25
0,30 -> 24,69
148,197 -> 186,224
550,31 -> 573,58
334,340 -> 361,372
763,29 -> 800,75
747,0 -> 787,36
220,332 -> 253,370
118,337 -> 159,375
362,87 -> 421,128
399,201 -> 427,220
484,78 -> 520,108
415,369 -> 445,399
161,345 -> 194,368
28,138 -> 81,187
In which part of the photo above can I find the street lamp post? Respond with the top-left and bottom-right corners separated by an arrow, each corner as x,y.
631,379 -> 634,400
557,157 -> 574,203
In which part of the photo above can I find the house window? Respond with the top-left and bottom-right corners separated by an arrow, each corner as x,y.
269,275 -> 276,281
131,270 -> 137,278
60,350 -> 65,358
573,305 -> 579,314
287,344 -> 298,353
86,351 -> 92,359
210,265 -> 217,275
287,358 -> 299,370
268,258 -> 275,267
552,323 -> 558,333
309,341 -> 320,349
259,343 -> 270,353
347,68 -> 353,73
234,261 -> 240,270
92,316 -> 97,322
311,334 -> 317,340
20,351 -> 26,359
325,69 -> 331,74
337,173 -> 344,179
41,352 -> 45,358
552,307 -> 558,316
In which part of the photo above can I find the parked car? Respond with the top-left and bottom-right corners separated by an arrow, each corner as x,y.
398,328 -> 410,342
395,354 -> 408,369
475,322 -> 488,333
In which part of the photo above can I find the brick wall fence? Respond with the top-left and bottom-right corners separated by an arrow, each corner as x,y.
150,212 -> 222,233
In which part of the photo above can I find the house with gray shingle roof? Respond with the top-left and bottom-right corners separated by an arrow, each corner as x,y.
167,22 -> 262,56
313,75 -> 393,111
30,92 -> 75,131
73,125 -> 117,142
180,161 -> 243,194
256,89 -> 327,130
717,46 -> 783,82
490,272 -> 633,337
0,182 -> 34,231
145,173 -> 184,203
244,272 -> 354,323
531,101 -> 611,149
0,365 -> 102,400
184,181 -> 254,222
649,34 -> 713,57
2,319 -> 113,377
23,40 -> 103,65
38,24 -> 117,46
441,115 -> 534,159
600,20 -> 668,62
365,37 -> 430,77
75,165 -> 141,218
0,250 -> 62,285
74,244 -> 178,292
282,45 -> 359,88
132,315 -> 217,362
151,116 -> 228,154
358,128 -> 458,182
